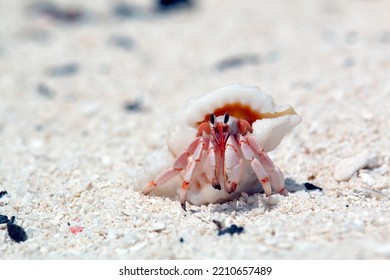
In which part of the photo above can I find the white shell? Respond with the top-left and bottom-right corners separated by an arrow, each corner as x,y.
133,84 -> 301,205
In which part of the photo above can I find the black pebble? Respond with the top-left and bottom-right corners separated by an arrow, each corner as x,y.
109,35 -> 135,51
0,190 -> 8,199
29,2 -> 85,24
37,83 -> 56,98
124,100 -> 143,112
218,224 -> 244,236
215,54 -> 259,72
0,214 -> 9,224
7,216 -> 28,243
304,182 -> 323,191
35,124 -> 45,131
48,63 -> 79,77
113,2 -> 136,19
179,237 -> 184,243
156,0 -> 194,12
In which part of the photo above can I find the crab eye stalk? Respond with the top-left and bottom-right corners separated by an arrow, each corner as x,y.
223,113 -> 230,124
210,113 -> 216,125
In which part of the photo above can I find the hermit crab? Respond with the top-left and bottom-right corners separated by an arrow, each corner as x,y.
134,84 -> 301,210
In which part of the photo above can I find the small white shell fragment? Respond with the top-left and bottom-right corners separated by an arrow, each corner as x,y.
359,172 -> 376,187
122,209 -> 133,216
134,84 -> 301,205
150,222 -> 166,232
334,151 -> 379,182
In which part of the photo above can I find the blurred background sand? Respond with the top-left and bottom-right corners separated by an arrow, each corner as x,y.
0,0 -> 389,259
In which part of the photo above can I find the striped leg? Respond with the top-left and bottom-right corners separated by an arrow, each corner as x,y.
205,139 -> 220,190
143,137 -> 202,195
179,137 -> 208,210
246,135 -> 287,196
224,135 -> 243,194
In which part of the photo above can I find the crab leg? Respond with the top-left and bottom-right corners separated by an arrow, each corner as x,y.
179,157 -> 196,210
224,135 -> 243,194
205,140 -> 220,190
268,165 -> 288,195
179,137 -> 209,210
250,158 -> 272,196
246,135 -> 287,196
143,137 -> 202,195
238,134 -> 272,196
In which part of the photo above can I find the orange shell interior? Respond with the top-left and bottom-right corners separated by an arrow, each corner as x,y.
196,102 -> 296,126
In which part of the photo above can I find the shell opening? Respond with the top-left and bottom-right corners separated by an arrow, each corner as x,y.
196,102 -> 297,126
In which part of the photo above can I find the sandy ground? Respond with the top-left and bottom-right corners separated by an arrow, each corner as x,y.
1,0 -> 390,259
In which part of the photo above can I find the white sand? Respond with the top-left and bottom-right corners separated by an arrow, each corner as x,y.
1,0 -> 389,259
